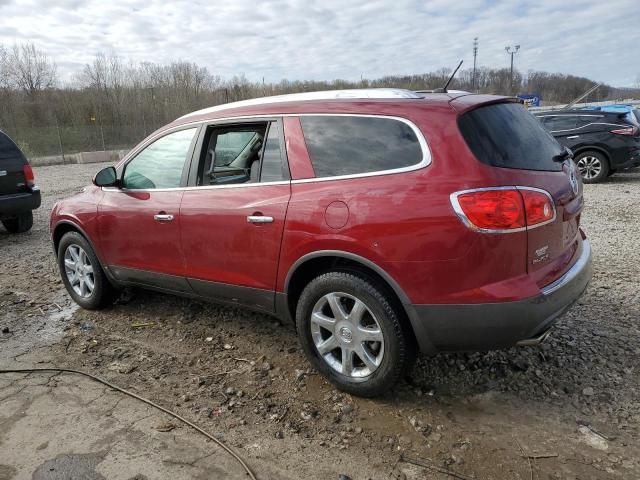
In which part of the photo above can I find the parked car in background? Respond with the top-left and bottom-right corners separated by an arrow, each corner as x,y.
50,89 -> 592,397
535,109 -> 640,183
579,104 -> 640,127
0,130 -> 40,233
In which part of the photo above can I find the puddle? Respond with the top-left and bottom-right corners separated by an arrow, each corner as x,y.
32,453 -> 106,480
0,299 -> 78,364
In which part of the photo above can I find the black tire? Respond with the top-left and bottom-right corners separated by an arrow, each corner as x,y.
2,211 -> 33,233
295,271 -> 415,397
575,151 -> 609,184
58,231 -> 116,310
607,169 -> 617,177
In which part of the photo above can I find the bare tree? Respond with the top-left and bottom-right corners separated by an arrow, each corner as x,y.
5,43 -> 57,96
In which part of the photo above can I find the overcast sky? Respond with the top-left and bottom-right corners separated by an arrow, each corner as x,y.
0,0 -> 638,87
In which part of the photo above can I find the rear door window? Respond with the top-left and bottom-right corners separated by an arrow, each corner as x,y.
458,102 -> 564,172
299,116 -> 424,178
545,116 -> 578,131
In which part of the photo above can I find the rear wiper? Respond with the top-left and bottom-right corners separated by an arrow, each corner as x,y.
553,147 -> 573,162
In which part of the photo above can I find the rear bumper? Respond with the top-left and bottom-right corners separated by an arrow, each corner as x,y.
0,187 -> 41,218
612,148 -> 640,170
407,239 -> 593,354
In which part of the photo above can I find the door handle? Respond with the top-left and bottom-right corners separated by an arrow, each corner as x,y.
154,213 -> 174,222
247,215 -> 274,224
566,135 -> 580,139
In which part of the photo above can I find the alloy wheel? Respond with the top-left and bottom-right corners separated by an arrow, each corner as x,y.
577,156 -> 602,180
64,244 -> 95,298
310,292 -> 384,378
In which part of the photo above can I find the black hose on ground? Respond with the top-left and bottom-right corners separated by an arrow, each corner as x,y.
0,367 -> 257,480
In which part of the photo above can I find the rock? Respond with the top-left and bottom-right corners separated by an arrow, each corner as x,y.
205,337 -> 213,342
223,344 -> 233,350
225,387 -> 236,395
341,403 -> 354,414
1,327 -> 9,334
181,394 -> 191,402
578,426 -> 608,451
155,422 -> 176,432
582,387 -> 595,396
261,362 -> 272,372
275,430 -> 284,439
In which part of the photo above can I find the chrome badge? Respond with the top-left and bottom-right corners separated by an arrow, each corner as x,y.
568,163 -> 579,195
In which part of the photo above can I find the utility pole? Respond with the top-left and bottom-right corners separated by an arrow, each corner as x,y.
472,37 -> 478,92
505,45 -> 520,94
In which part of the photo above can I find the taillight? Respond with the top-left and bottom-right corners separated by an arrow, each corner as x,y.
22,164 -> 35,187
450,187 -> 556,233
521,189 -> 555,225
610,126 -> 639,136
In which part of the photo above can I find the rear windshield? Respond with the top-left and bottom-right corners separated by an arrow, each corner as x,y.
458,102 -> 564,172
0,131 -> 25,163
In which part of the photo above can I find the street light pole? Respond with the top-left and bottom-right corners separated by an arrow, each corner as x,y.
505,45 -> 520,94
472,37 -> 478,92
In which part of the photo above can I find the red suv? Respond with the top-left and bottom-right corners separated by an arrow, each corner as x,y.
50,89 -> 592,397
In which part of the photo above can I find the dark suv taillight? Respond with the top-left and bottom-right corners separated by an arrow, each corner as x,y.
23,164 -> 35,187
610,126 -> 639,136
450,187 -> 555,233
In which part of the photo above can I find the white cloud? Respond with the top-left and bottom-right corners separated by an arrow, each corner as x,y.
0,0 -> 638,86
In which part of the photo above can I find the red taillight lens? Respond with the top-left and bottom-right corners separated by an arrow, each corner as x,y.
610,126 -> 639,136
521,189 -> 555,225
454,189 -> 525,231
22,164 -> 35,187
452,187 -> 555,232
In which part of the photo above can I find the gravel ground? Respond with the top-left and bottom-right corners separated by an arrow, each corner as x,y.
1,162 -> 639,479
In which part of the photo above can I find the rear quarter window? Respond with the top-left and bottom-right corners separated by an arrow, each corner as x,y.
299,116 -> 424,178
459,103 -> 564,172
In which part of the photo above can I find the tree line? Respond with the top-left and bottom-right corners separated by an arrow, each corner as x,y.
1,42 -> 638,156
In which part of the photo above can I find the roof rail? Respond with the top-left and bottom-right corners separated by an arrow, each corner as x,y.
179,88 -> 423,120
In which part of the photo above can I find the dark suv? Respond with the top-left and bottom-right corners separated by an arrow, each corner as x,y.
51,90 -> 592,397
535,110 -> 640,183
0,130 -> 40,233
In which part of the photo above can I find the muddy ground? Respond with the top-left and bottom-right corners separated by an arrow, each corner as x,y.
1,162 -> 639,479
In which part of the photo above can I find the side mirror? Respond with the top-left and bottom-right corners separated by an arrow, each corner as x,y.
93,166 -> 118,187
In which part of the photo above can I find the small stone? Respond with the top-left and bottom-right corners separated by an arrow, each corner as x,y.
205,337 -> 213,342
341,403 -> 354,414
275,430 -> 284,439
181,394 -> 191,402
2,327 -> 10,334
261,362 -> 272,372
354,427 -> 363,434
223,344 -> 233,350
583,387 -> 595,396
225,387 -> 236,395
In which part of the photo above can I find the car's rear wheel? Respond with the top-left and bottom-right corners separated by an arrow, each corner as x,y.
295,271 -> 414,397
575,151 -> 609,183
2,211 -> 33,233
58,231 -> 115,309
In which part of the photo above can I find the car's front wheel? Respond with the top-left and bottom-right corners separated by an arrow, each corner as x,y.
296,271 -> 415,397
575,151 -> 609,183
58,231 -> 116,309
2,211 -> 33,233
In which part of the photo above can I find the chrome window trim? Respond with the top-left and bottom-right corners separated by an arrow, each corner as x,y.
450,186 -> 557,234
107,113 -> 431,192
549,122 -> 632,134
